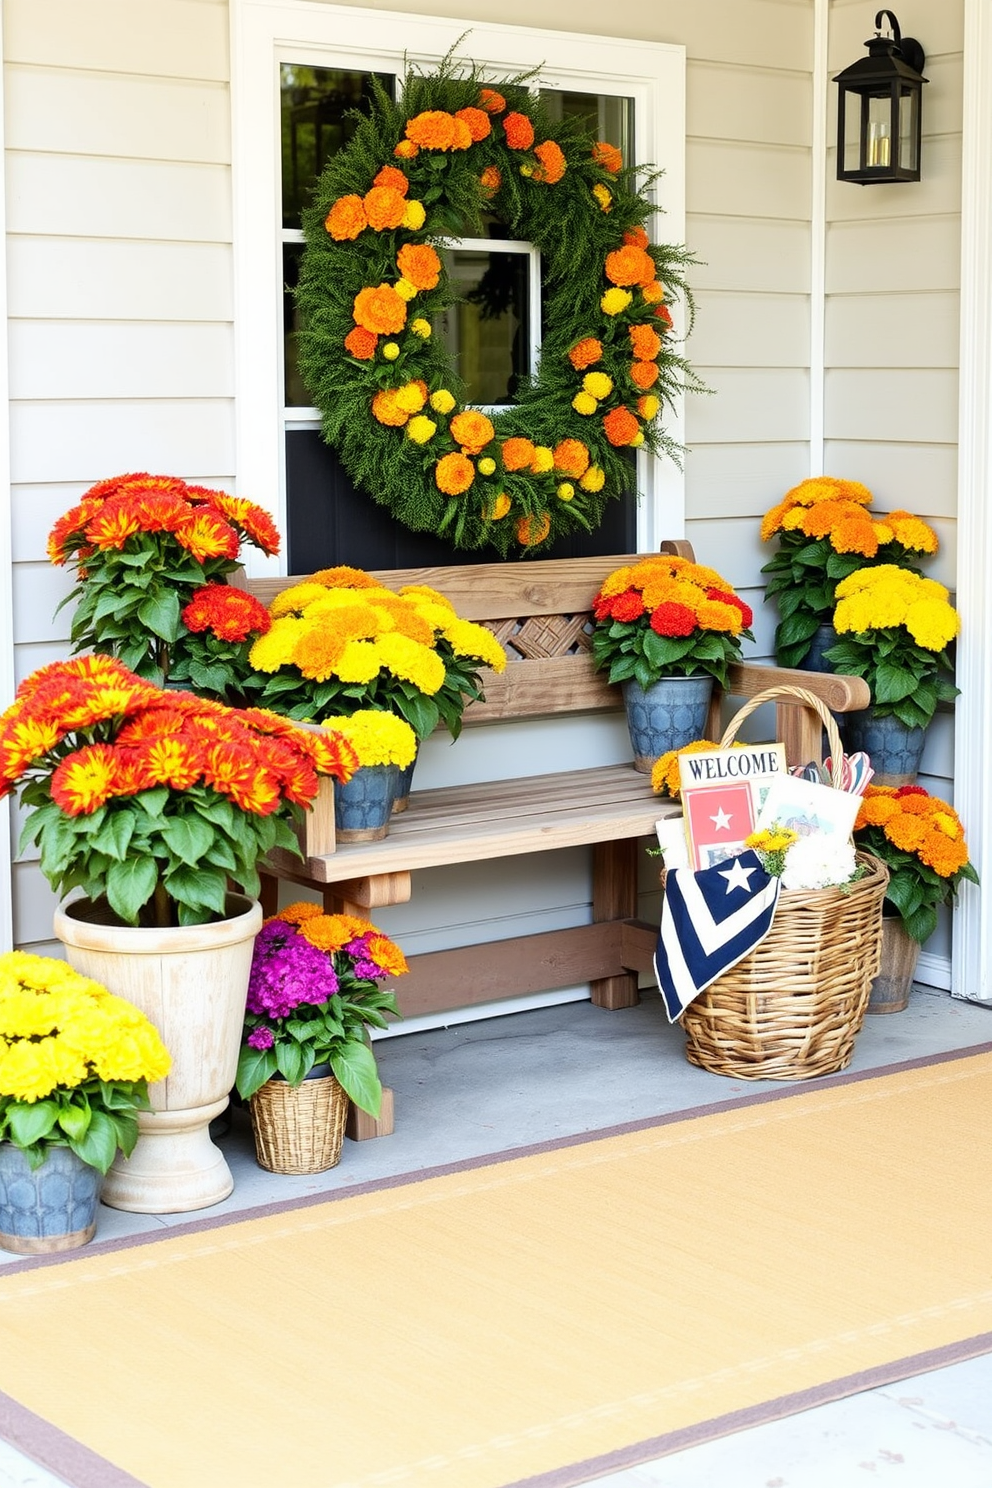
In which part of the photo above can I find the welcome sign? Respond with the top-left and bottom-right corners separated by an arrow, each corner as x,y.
679,743 -> 788,869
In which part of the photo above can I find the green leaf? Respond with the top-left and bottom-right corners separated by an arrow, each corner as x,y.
329,1040 -> 382,1117
776,611 -> 821,649
7,1100 -> 60,1148
57,1103 -> 92,1141
274,1041 -> 307,1086
872,663 -> 920,704
236,1045 -> 278,1101
69,1109 -> 120,1175
90,809 -> 135,863
160,815 -> 215,867
137,587 -> 181,643
106,855 -> 159,924
165,864 -> 228,916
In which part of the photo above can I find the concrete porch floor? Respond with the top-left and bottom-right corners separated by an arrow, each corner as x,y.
1,983 -> 991,1488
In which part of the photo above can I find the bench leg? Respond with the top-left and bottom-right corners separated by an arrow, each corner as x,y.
346,1087 -> 395,1140
258,870 -> 280,917
591,839 -> 641,1010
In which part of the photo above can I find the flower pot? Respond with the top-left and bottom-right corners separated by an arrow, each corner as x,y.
621,675 -> 714,773
867,916 -> 922,1014
0,1144 -> 103,1255
392,745 -> 419,815
800,623 -> 840,673
334,764 -> 399,841
52,894 -> 263,1214
248,1065 -> 349,1174
843,708 -> 927,787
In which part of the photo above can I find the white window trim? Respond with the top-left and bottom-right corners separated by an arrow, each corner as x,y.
0,5 -> 14,953
229,0 -> 686,577
952,0 -> 992,1002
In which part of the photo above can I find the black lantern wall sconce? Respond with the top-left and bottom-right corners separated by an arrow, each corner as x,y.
834,10 -> 927,183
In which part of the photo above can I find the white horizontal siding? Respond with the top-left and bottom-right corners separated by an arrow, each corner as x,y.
6,154 -> 232,242
7,238 -> 233,320
686,367 -> 810,445
9,400 -> 235,485
821,441 -> 958,518
685,441 -> 811,519
4,0 -> 230,79
824,368 -> 958,445
687,215 -> 811,293
825,291 -> 961,368
691,291 -> 810,368
8,322 -> 234,400
687,137 -> 810,220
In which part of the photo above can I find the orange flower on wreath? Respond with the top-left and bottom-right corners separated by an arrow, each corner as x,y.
605,245 -> 655,288
396,242 -> 442,291
363,185 -> 407,231
325,195 -> 367,241
501,437 -> 536,472
603,406 -> 640,447
480,165 -> 502,197
592,141 -> 623,174
516,511 -> 551,547
455,106 -> 491,142
623,226 -> 649,248
372,389 -> 409,428
568,338 -> 602,371
450,410 -> 495,456
394,140 -> 418,159
435,452 -> 476,495
372,165 -> 409,196
553,439 -> 590,478
533,140 -> 566,184
344,326 -> 378,360
503,112 -> 535,150
405,111 -> 469,151
353,283 -> 407,336
630,360 -> 659,391
479,89 -> 506,114
629,324 -> 662,361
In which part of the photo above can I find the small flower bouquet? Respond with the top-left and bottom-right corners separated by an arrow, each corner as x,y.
236,904 -> 405,1117
247,565 -> 507,740
853,785 -> 978,942
823,566 -> 960,729
0,655 -> 357,927
591,555 -> 753,689
760,477 -> 939,667
0,951 -> 170,1173
745,825 -> 860,892
47,472 -> 281,687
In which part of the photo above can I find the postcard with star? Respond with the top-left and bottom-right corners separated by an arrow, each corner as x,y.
678,743 -> 788,870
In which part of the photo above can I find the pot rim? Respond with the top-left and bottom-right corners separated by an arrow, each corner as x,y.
53,894 -> 263,956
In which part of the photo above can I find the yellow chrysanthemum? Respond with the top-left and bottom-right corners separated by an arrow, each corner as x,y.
333,639 -> 383,685
394,382 -> 428,414
478,457 -> 497,476
410,318 -> 432,338
394,278 -> 418,301
601,287 -> 632,316
441,618 -> 508,672
406,415 -> 437,444
557,483 -> 575,501
572,392 -> 598,415
382,342 -> 400,360
430,389 -> 456,415
530,446 -> 554,474
270,582 -> 328,618
402,200 -> 426,230
580,466 -> 606,493
885,510 -> 939,553
375,632 -> 446,694
333,709 -> 418,768
583,371 -> 614,399
592,183 -> 612,212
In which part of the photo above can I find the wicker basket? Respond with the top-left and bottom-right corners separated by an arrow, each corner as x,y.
248,1068 -> 349,1174
678,685 -> 889,1082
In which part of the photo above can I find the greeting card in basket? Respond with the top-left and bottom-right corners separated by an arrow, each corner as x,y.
679,743 -> 788,870
755,772 -> 860,842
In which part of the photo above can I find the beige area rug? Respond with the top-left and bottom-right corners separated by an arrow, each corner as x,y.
1,1047 -> 991,1488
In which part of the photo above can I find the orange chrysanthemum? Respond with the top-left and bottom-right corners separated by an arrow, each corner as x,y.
503,112 -> 535,150
553,439 -> 590,478
363,185 -> 407,231
479,88 -> 506,113
275,901 -> 324,925
372,389 -> 410,427
568,338 -> 602,371
488,493 -> 512,520
501,437 -> 536,472
516,511 -> 552,546
592,140 -> 623,174
533,140 -> 566,184
605,245 -> 655,288
325,195 -> 367,241
50,744 -> 120,816
629,324 -> 662,361
353,283 -> 407,336
455,106 -> 491,142
366,933 -> 409,976
450,410 -> 495,455
83,504 -> 142,551
630,360 -> 659,390
603,406 -> 640,447
372,165 -> 409,196
311,565 -> 377,589
623,226 -> 649,248
405,111 -> 465,151
396,242 -> 442,291
479,166 -> 502,197
344,326 -> 378,360
435,453 -> 475,496
393,140 -> 418,159
174,509 -> 240,562
138,736 -> 203,791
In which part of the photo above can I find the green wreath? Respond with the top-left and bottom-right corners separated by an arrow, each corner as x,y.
296,60 -> 700,557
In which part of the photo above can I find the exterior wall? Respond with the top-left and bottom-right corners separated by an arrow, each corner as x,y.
3,0 -> 817,987
824,0 -> 963,972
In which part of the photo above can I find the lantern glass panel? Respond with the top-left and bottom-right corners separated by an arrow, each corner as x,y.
841,90 -> 864,173
898,84 -> 919,172
867,94 -> 893,169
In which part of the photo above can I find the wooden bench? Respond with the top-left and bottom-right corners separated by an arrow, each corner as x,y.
247,543 -> 870,1136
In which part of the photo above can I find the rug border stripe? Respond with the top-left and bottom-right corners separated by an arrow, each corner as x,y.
0,1392 -> 149,1488
3,1040 -> 990,1281
501,1332 -> 992,1487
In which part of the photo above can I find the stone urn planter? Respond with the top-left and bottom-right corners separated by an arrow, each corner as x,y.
53,895 -> 263,1214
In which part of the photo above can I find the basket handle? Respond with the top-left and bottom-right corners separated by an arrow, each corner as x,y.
719,685 -> 845,789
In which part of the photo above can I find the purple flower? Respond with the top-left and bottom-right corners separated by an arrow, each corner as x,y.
246,921 -> 338,1019
350,959 -> 380,980
247,1026 -> 275,1050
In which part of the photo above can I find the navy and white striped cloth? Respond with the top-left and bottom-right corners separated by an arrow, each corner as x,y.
654,850 -> 781,1024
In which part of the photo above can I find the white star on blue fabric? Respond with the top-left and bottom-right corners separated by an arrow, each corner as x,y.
719,857 -> 758,895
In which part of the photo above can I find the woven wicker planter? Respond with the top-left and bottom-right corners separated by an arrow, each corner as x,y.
248,1067 -> 349,1174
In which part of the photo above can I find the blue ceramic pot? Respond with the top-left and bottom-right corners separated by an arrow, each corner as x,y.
392,745 -> 420,815
801,623 -> 839,673
621,675 -> 714,773
0,1143 -> 102,1255
844,708 -> 927,787
334,764 -> 399,842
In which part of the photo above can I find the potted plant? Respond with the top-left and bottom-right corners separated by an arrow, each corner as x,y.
0,653 -> 358,1213
167,583 -> 274,703
590,554 -> 754,770
328,710 -> 419,841
47,472 -> 281,688
854,784 -> 978,1011
236,903 -> 405,1174
823,565 -> 960,784
759,477 -> 939,668
0,951 -> 170,1253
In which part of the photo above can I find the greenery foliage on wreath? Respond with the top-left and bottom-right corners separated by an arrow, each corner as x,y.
296,58 -> 701,557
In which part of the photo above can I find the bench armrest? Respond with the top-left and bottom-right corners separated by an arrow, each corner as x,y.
713,662 -> 870,767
